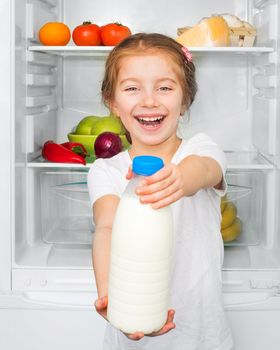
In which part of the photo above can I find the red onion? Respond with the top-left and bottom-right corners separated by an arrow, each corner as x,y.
94,132 -> 122,158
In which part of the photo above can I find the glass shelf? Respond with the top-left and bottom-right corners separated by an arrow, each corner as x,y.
27,158 -> 91,169
28,45 -> 274,57
225,151 -> 273,169
27,151 -> 274,170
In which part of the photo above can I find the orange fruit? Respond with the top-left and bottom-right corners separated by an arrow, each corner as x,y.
39,22 -> 71,46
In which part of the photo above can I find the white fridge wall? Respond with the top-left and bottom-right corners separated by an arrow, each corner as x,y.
226,308 -> 280,350
0,0 -> 13,291
1,294 -> 280,350
0,292 -> 106,350
0,309 -> 105,350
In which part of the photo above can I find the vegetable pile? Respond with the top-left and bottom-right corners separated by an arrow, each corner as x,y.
73,21 -> 131,46
38,21 -> 132,46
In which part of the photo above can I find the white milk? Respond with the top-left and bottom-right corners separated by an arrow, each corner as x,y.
107,174 -> 173,335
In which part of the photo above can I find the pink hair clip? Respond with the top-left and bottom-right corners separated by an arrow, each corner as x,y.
181,46 -> 192,62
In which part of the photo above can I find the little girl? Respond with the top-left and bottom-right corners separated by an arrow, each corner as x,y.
87,33 -> 233,350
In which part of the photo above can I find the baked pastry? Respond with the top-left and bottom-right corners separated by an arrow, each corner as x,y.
176,15 -> 230,47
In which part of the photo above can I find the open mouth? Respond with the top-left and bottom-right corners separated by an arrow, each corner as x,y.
135,115 -> 165,127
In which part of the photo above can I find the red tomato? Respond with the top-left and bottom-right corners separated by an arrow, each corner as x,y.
72,21 -> 101,46
101,23 -> 132,46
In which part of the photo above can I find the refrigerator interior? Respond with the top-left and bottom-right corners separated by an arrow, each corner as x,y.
12,0 -> 280,291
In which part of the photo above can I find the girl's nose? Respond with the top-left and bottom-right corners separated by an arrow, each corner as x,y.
140,91 -> 160,108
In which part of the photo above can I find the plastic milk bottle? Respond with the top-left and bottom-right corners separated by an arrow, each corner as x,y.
107,155 -> 173,334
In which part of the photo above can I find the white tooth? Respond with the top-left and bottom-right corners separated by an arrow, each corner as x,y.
137,116 -> 163,121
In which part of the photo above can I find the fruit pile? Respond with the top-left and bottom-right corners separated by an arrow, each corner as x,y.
220,196 -> 242,243
68,114 -> 131,159
38,21 -> 132,46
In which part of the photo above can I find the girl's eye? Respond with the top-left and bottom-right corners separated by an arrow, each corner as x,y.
159,86 -> 172,91
124,87 -> 138,92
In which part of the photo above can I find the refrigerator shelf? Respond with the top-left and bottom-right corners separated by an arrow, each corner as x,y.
28,45 -> 274,56
27,151 -> 274,170
225,151 -> 274,169
27,160 -> 90,169
43,217 -> 93,245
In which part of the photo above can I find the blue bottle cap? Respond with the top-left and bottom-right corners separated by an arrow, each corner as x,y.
132,155 -> 164,176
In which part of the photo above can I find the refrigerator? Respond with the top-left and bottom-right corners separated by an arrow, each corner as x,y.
0,0 -> 280,349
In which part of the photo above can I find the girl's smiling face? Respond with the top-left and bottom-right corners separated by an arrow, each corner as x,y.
110,53 -> 185,150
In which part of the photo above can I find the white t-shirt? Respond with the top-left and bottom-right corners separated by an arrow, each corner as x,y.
87,133 -> 233,350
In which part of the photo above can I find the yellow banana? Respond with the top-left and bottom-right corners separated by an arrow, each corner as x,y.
221,217 -> 242,242
221,201 -> 237,229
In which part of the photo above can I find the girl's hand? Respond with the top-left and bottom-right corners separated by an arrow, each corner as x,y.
131,163 -> 186,209
94,296 -> 109,321
95,297 -> 175,341
146,309 -> 176,337
123,309 -> 176,341
126,165 -> 133,180
94,296 -> 143,340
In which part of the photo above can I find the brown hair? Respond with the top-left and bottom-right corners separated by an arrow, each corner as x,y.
101,33 -> 197,110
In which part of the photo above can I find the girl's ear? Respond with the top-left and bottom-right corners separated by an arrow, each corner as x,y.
180,105 -> 187,116
108,100 -> 119,117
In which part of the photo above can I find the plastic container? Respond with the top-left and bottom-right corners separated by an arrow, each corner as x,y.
107,156 -> 173,334
40,171 -> 93,245
222,170 -> 263,246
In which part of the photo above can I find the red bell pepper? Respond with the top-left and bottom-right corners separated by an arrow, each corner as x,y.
42,140 -> 86,165
60,142 -> 87,158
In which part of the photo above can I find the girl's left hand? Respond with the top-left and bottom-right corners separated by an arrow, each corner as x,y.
126,163 -> 185,209
123,309 -> 176,340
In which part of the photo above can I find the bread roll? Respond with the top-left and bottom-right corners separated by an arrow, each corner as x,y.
176,16 -> 230,47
